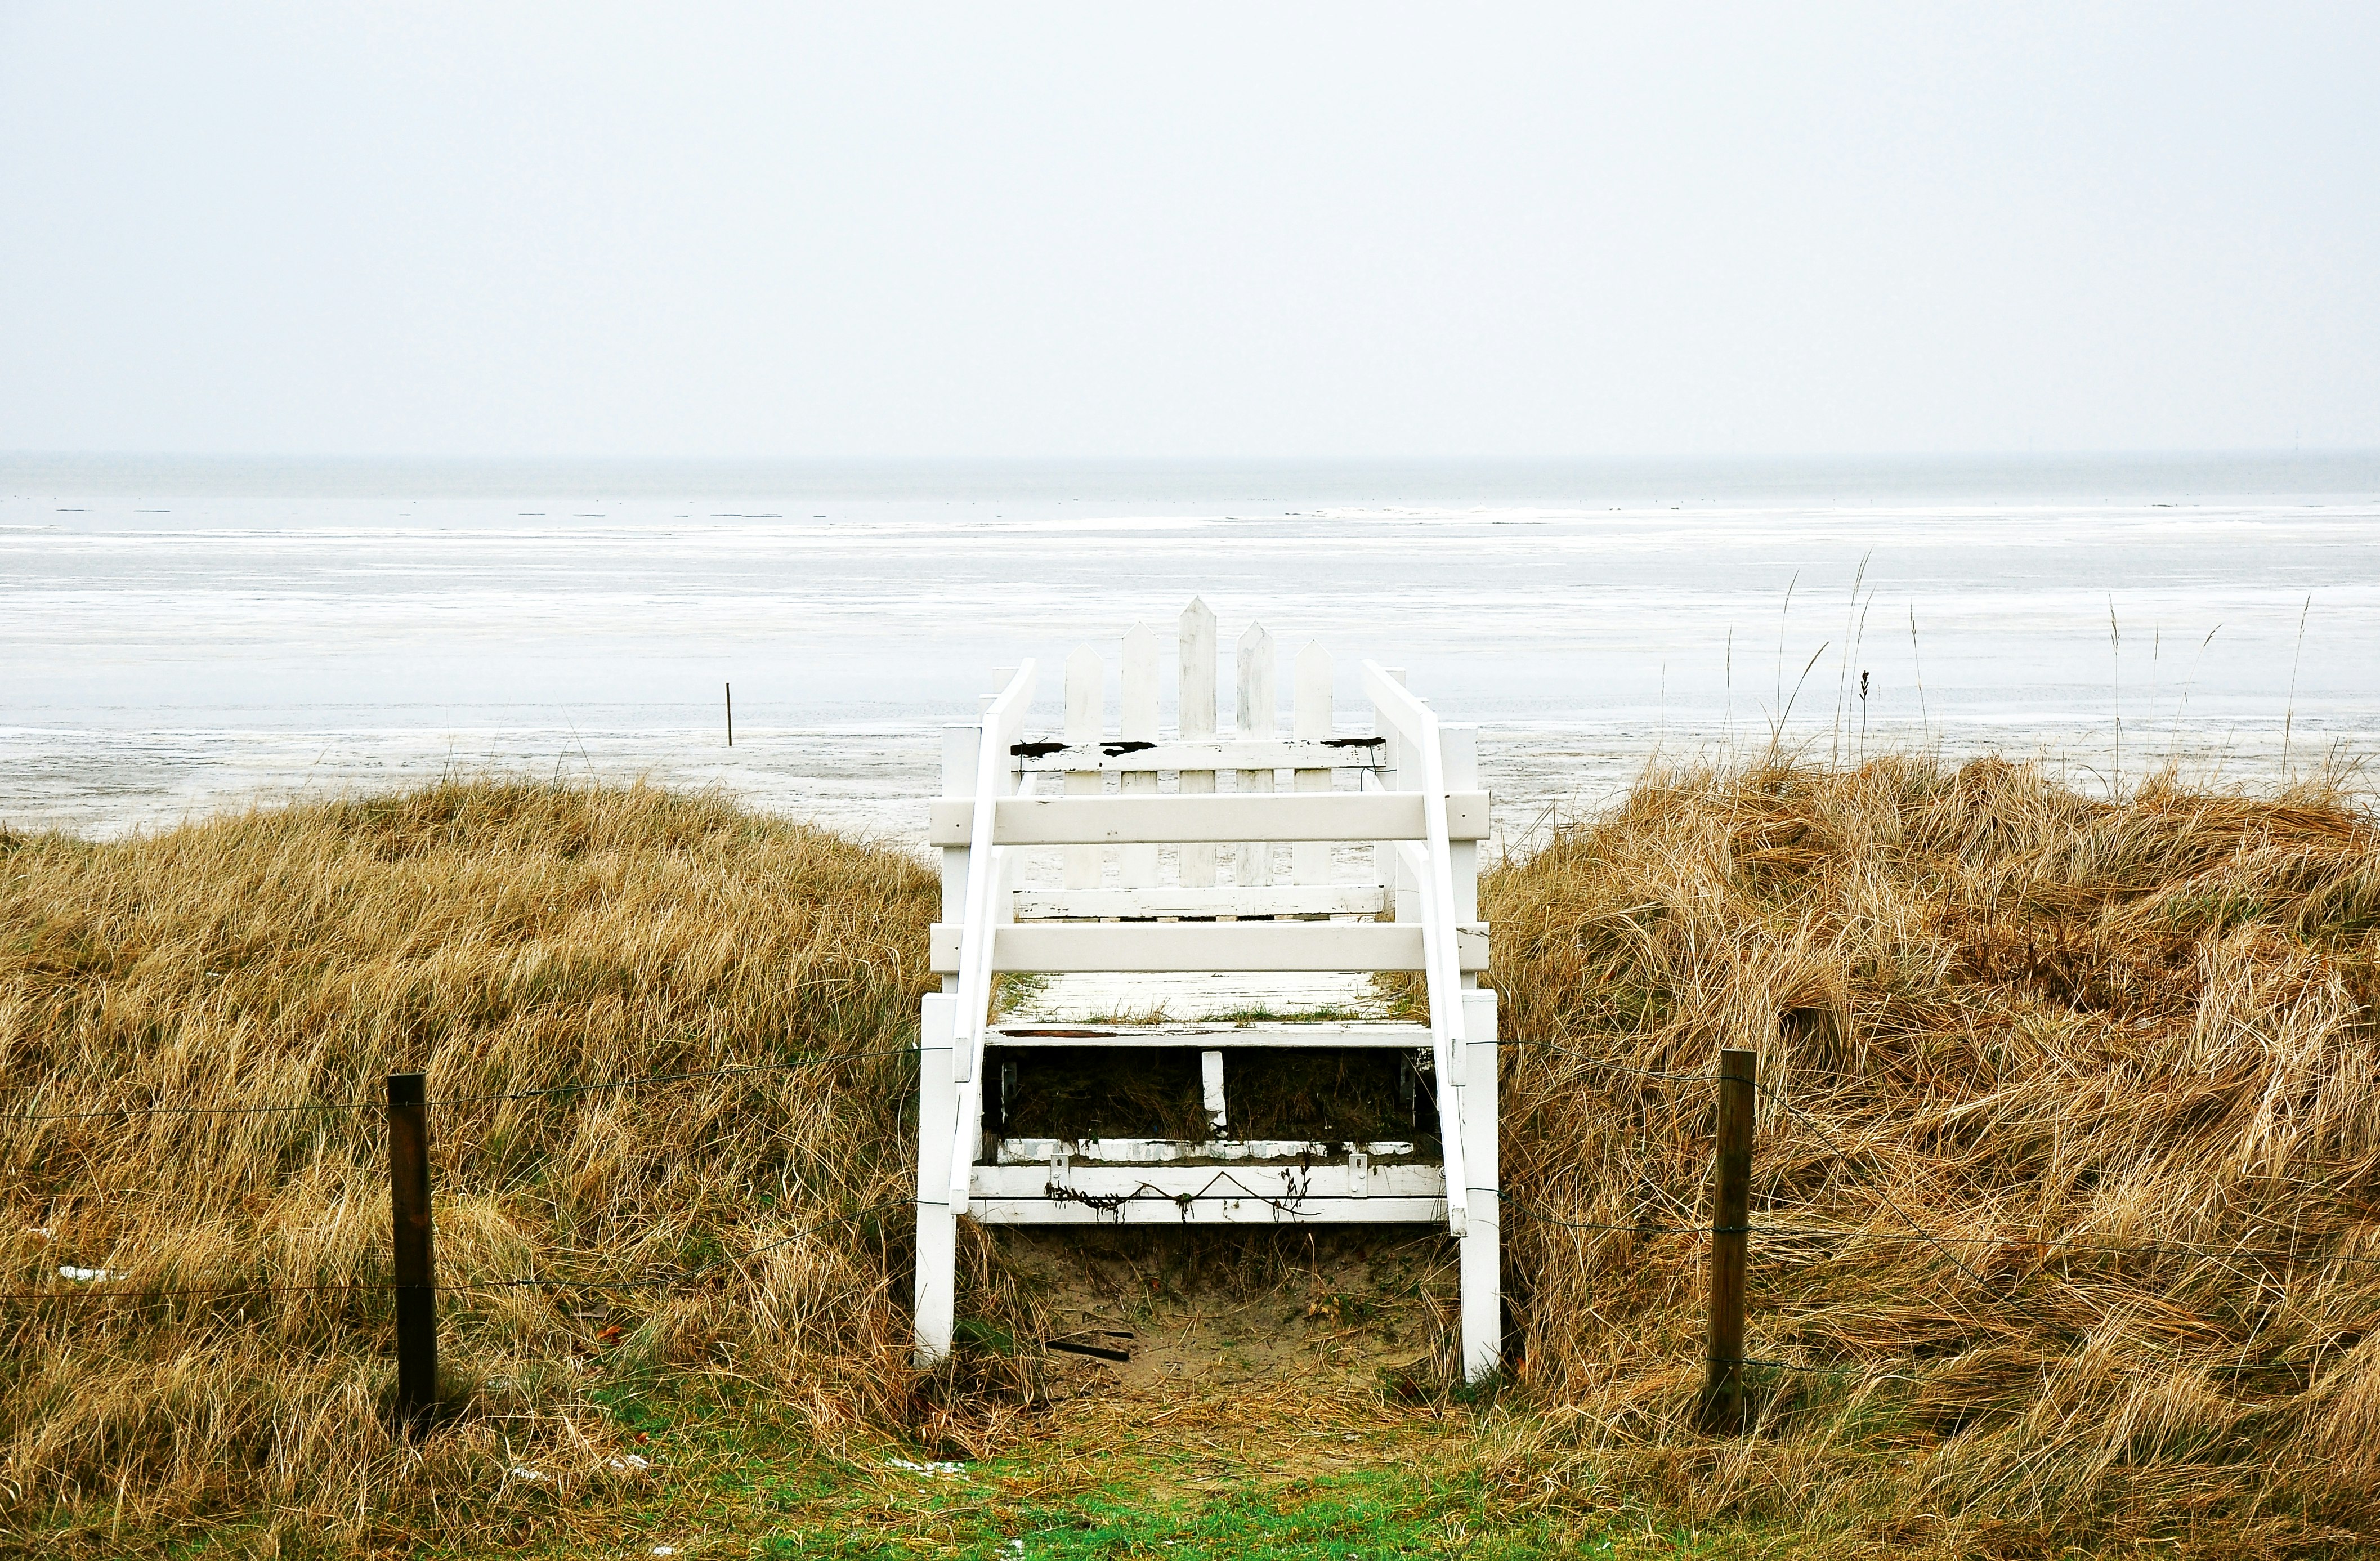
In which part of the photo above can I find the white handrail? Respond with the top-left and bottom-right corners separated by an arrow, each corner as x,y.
1363,661 -> 1471,1237
949,663 -> 1037,1209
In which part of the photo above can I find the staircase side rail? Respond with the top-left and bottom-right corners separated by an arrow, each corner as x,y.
948,663 -> 1038,1208
1361,664 -> 1471,1085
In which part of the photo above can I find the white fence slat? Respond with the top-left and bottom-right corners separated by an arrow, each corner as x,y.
1235,623 -> 1275,888
1176,598 -> 1218,888
1063,645 -> 1104,892
1292,639 -> 1333,886
1119,624 -> 1160,888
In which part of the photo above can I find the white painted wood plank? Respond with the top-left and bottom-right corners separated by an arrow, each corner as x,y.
1292,639 -> 1333,885
973,1162 -> 1446,1200
1176,597 -> 1218,887
970,1197 -> 1449,1226
1200,1052 -> 1227,1131
912,992 -> 959,1364
1459,986 -> 1501,1381
1009,884 -> 1388,920
927,791 -> 1491,846
1120,623 -> 1160,887
1236,622 -> 1274,888
937,724 -> 980,994
930,920 -> 1489,973
990,1021 -> 1432,1048
994,1137 -> 1421,1164
1012,737 -> 1385,773
1063,645 -> 1104,891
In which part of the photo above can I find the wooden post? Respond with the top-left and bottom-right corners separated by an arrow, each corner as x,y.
724,682 -> 734,747
1703,1048 -> 1755,1431
387,1072 -> 437,1430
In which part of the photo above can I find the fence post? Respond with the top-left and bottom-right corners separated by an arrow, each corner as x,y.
1703,1047 -> 1755,1431
387,1071 -> 438,1431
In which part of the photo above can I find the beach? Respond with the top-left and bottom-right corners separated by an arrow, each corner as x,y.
7,452 -> 2378,844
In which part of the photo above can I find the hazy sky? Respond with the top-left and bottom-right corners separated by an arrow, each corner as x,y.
2,4 -> 2374,459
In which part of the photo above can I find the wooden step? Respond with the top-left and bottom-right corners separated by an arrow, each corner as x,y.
1008,885 -> 1389,920
1011,736 -> 1387,773
928,791 -> 1491,846
989,1021 -> 1434,1049
991,1137 -> 1424,1164
930,920 -> 1489,974
969,1159 -> 1449,1224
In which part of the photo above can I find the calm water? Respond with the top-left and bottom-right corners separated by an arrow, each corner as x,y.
6,453 -> 2378,847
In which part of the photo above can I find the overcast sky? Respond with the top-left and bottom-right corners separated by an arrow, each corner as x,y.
2,3 -> 2374,459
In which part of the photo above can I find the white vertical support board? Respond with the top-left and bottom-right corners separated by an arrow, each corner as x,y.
914,991 -> 959,1365
1457,987 -> 1501,1382
1235,623 -> 1275,888
1291,641 -> 1333,887
938,724 -> 979,995
1176,599 -> 1218,888
1442,723 -> 1481,981
1119,624 -> 1160,888
1200,1050 -> 1226,1131
1063,646 -> 1104,892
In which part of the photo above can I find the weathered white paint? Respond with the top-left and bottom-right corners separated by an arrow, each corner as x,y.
1012,737 -> 1383,773
1200,1051 -> 1227,1131
912,992 -> 958,1364
1235,623 -> 1274,888
968,1196 -> 1450,1225
990,1019 -> 1433,1048
930,919 -> 1489,974
994,1136 -> 1420,1165
1176,597 -> 1219,888
928,791 -> 1491,846
1063,645 -> 1104,891
974,1160 -> 1445,1204
1009,884 -> 1389,920
1457,986 -> 1502,1380
1292,639 -> 1334,886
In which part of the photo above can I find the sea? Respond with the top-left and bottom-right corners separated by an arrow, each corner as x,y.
6,452 -> 2378,854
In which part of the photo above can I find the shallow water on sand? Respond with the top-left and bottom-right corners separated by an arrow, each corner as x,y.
6,454 -> 2377,848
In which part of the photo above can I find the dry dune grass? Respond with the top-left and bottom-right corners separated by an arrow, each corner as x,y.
1484,755 -> 2380,1554
0,781 -> 1005,1551
8,761 -> 2380,1554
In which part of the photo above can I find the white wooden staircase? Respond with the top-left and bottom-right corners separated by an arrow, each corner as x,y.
913,599 -> 1501,1381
